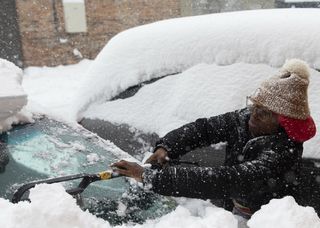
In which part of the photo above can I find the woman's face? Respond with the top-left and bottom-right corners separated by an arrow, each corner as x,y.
248,104 -> 279,137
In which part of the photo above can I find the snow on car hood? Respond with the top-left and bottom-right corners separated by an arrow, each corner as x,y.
0,59 -> 29,133
76,8 -> 320,116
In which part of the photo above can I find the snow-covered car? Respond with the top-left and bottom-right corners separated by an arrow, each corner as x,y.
0,117 -> 175,225
76,8 -> 320,162
68,8 -> 320,219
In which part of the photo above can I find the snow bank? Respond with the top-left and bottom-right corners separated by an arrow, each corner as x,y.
134,204 -> 238,228
248,196 -> 320,228
83,63 -> 320,158
0,184 -> 109,228
76,8 -> 320,114
1,184 -> 319,228
0,184 -> 238,228
0,59 -> 30,133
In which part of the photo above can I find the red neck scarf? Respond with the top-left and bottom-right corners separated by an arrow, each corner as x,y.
278,115 -> 317,143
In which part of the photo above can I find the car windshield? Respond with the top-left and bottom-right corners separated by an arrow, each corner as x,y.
0,117 -> 175,225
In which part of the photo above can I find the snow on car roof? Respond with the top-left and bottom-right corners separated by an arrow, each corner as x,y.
72,9 -> 320,158
76,8 -> 320,115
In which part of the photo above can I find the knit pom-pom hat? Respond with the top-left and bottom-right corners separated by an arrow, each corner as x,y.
249,59 -> 316,142
249,59 -> 310,120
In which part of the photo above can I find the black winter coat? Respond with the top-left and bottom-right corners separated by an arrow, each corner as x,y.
143,108 -> 303,212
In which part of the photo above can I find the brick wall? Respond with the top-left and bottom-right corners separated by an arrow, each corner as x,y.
16,0 -> 180,67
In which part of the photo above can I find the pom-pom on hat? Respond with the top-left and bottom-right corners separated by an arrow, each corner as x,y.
249,59 -> 310,120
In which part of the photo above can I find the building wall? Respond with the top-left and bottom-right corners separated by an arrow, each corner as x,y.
16,0 -> 278,67
16,0 -> 180,67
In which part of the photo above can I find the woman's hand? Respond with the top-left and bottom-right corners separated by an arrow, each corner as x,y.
145,147 -> 169,166
111,160 -> 144,182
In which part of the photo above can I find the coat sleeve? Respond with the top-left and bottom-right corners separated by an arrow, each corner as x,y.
143,142 -> 300,200
154,110 -> 240,159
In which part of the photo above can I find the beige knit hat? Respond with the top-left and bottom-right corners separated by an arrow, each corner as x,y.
249,59 -> 310,120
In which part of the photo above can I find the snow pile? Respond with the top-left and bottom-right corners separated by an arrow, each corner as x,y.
83,63 -> 320,158
0,184 -> 238,228
138,204 -> 238,228
0,184 -> 319,228
0,58 -> 30,133
248,196 -> 320,228
76,8 -> 320,114
161,198 -> 238,228
0,184 -> 109,228
23,59 -> 92,122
